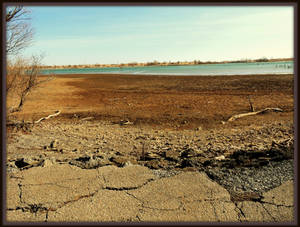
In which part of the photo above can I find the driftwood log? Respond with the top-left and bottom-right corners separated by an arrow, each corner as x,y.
227,107 -> 283,122
34,110 -> 61,124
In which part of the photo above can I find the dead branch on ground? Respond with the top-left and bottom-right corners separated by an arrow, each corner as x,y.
227,107 -> 283,122
34,110 -> 61,124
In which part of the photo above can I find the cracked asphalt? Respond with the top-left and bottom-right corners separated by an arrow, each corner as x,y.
6,163 -> 294,222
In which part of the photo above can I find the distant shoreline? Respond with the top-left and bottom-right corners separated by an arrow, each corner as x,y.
40,58 -> 293,70
38,73 -> 294,79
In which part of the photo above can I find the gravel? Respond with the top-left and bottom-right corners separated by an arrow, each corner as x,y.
151,169 -> 180,178
205,159 -> 294,194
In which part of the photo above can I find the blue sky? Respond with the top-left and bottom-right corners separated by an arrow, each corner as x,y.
16,6 -> 294,66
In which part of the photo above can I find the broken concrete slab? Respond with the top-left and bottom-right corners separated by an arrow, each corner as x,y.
6,210 -> 47,222
137,208 -> 201,222
262,180 -> 294,206
5,163 -> 294,222
19,164 -> 104,209
236,201 -> 274,222
236,180 -> 294,222
128,172 -> 239,222
6,179 -> 22,209
183,200 -> 239,222
21,164 -> 99,185
129,172 -> 231,208
98,165 -> 155,190
261,203 -> 293,222
47,190 -> 141,222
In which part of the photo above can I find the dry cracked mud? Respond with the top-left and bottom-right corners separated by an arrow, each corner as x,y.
5,119 -> 295,223
6,163 -> 294,222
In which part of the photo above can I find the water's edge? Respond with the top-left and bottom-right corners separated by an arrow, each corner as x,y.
41,61 -> 294,76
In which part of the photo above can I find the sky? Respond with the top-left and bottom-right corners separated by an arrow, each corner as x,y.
13,6 -> 294,66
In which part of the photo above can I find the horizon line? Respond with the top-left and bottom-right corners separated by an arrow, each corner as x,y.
40,57 -> 294,68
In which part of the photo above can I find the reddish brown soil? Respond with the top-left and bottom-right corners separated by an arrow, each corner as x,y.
11,73 -> 294,130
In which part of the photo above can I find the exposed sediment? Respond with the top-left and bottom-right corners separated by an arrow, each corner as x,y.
5,119 -> 294,222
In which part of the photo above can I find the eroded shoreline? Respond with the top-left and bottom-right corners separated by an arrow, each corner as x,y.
6,73 -> 294,222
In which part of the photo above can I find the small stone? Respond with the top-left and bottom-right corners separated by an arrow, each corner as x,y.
124,161 -> 133,167
182,167 -> 198,172
50,140 -> 58,149
162,150 -> 180,161
215,155 -> 226,161
109,156 -> 129,167
42,158 -> 55,167
39,154 -> 45,159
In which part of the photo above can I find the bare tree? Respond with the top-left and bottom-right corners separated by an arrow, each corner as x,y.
6,6 -> 50,115
6,6 -> 33,55
7,55 -> 43,113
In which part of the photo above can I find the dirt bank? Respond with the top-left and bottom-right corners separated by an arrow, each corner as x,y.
9,73 -> 293,130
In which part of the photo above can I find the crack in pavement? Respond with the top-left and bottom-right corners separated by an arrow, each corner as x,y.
126,190 -> 183,213
261,203 -> 277,221
17,183 -> 24,204
135,214 -> 141,221
234,202 -> 246,222
259,200 -> 294,208
211,202 -> 220,222
45,210 -> 49,222
51,189 -> 102,212
103,178 -> 155,191
125,191 -> 144,204
24,182 -> 72,189
140,201 -> 183,212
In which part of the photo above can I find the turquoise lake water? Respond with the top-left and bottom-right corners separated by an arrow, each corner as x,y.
41,61 -> 293,76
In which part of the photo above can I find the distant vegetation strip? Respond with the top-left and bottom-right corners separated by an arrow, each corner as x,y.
41,57 -> 293,70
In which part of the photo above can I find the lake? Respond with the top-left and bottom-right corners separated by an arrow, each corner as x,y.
41,61 -> 293,76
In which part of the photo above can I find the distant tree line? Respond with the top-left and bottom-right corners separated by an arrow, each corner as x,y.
40,57 -> 293,70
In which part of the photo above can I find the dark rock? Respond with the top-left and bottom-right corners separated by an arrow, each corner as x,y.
182,167 -> 198,172
15,159 -> 30,168
162,150 -> 180,161
69,155 -> 112,169
50,140 -> 58,149
180,148 -> 198,158
144,159 -> 170,169
109,156 -> 128,167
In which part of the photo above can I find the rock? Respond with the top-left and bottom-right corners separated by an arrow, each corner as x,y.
110,156 -> 137,167
182,167 -> 198,172
162,150 -> 180,161
145,152 -> 160,160
179,158 -> 204,169
50,140 -> 59,149
144,160 -> 160,169
15,158 -> 30,168
69,155 -> 112,169
180,148 -> 198,158
124,161 -> 133,166
72,148 -> 79,152
215,155 -> 225,161
42,158 -> 56,167
144,159 -> 170,169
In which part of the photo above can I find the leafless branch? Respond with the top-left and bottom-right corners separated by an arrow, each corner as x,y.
6,6 -> 33,55
7,55 -> 44,114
